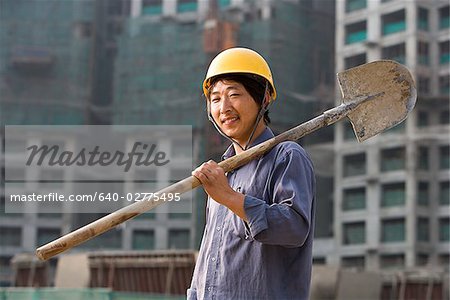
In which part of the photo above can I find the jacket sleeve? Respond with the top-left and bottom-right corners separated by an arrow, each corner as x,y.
243,148 -> 315,247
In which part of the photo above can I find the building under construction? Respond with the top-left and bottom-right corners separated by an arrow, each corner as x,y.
0,0 -> 335,292
1,0 -> 449,299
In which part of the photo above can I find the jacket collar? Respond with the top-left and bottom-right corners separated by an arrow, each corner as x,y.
222,127 -> 275,160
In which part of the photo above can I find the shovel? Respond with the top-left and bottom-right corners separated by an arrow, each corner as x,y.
36,60 -> 416,261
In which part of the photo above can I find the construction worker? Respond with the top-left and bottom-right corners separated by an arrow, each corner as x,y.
188,47 -> 316,300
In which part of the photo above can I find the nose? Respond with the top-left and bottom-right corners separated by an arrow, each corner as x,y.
220,96 -> 232,114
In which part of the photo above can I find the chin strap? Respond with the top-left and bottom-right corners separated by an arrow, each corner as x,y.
207,82 -> 272,152
207,109 -> 245,151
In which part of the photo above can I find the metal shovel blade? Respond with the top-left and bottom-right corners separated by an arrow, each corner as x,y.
337,60 -> 417,142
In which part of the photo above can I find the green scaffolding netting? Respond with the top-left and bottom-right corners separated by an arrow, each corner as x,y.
0,288 -> 185,300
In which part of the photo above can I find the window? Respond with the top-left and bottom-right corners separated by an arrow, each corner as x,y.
439,75 -> 450,95
132,230 -> 155,250
417,42 -> 429,65
135,211 -> 156,220
440,110 -> 449,125
416,253 -> 429,266
417,111 -> 429,127
169,212 -> 191,219
168,229 -> 190,249
381,183 -> 405,207
100,230 -> 122,249
382,43 -> 406,65
168,180 -> 191,217
344,53 -> 366,69
440,181 -> 450,205
0,196 -> 22,217
418,147 -> 428,170
6,168 -> 25,187
440,5 -> 450,29
177,0 -> 197,13
0,196 -> 4,217
439,218 -> 450,241
417,7 -> 429,31
380,254 -> 404,269
345,21 -> 367,44
142,0 -> 162,15
382,10 -> 406,35
171,138 -> 192,158
0,227 -> 21,247
381,147 -> 405,172
0,256 -> 12,286
346,0 -> 366,12
38,210 -> 62,219
4,138 -> 26,154
39,169 -> 64,189
313,257 -> 326,265
41,139 -> 66,152
417,182 -> 429,206
218,0 -> 231,9
341,256 -> 365,269
418,77 -> 430,95
170,169 -> 190,183
440,145 -> 450,169
0,195 -> 19,217
73,22 -> 92,38
386,122 -> 405,134
100,230 -> 123,249
80,229 -> 122,249
439,254 -> 449,269
417,218 -> 429,242
134,169 -> 157,190
439,41 -> 450,65
381,218 -> 405,242
344,121 -> 356,140
343,187 -> 366,211
343,222 -> 365,245
37,228 -> 60,247
343,153 -> 366,177
134,170 -> 157,221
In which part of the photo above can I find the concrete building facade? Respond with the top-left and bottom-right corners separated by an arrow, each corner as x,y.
327,0 -> 450,273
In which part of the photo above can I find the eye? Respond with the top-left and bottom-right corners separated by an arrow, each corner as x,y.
211,97 -> 220,103
230,93 -> 240,98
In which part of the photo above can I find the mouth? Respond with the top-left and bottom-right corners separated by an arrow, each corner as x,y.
221,116 -> 239,126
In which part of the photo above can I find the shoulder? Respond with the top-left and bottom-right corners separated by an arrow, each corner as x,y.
271,141 -> 311,163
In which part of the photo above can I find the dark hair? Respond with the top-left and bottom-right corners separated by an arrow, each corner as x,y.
208,74 -> 271,124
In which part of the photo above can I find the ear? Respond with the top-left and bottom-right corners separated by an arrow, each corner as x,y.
263,92 -> 271,108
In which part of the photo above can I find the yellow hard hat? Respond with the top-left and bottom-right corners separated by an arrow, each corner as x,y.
203,47 -> 277,100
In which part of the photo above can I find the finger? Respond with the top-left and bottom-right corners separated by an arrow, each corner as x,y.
193,163 -> 206,173
205,160 -> 220,169
207,160 -> 224,172
198,163 -> 213,173
192,170 -> 210,184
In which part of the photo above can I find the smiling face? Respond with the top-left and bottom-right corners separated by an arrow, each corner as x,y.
209,79 -> 266,148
